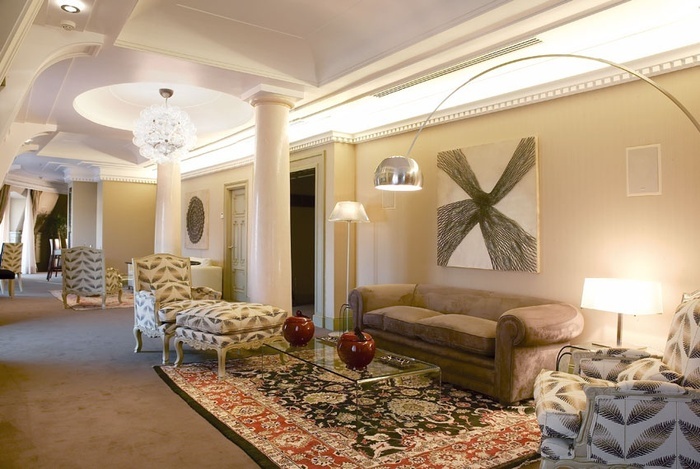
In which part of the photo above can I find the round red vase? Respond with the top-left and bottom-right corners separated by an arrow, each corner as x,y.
283,311 -> 315,347
337,328 -> 376,371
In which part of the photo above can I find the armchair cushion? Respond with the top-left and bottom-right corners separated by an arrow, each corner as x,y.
617,357 -> 683,384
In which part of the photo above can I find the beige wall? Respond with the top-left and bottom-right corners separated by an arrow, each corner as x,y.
181,164 -> 254,266
100,181 -> 156,274
354,66 -> 700,351
70,181 -> 97,248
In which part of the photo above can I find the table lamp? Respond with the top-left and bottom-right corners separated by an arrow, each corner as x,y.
580,277 -> 662,347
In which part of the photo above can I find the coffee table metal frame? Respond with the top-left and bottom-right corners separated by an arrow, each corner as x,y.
263,337 -> 441,417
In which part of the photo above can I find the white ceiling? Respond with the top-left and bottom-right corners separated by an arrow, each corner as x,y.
4,0 -> 700,191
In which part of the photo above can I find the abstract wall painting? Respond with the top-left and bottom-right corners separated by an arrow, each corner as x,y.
185,190 -> 209,249
437,136 -> 539,272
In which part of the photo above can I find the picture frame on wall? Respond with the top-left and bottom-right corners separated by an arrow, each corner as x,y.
185,190 -> 209,249
436,136 -> 539,272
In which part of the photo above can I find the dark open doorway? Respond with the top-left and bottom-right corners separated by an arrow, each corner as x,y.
290,168 -> 316,311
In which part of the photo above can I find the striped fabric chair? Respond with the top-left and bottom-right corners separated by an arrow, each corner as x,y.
534,291 -> 700,468
61,246 -> 122,309
0,242 -> 23,293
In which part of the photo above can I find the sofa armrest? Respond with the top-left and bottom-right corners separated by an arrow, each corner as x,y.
497,303 -> 584,347
350,284 -> 417,329
495,303 -> 583,404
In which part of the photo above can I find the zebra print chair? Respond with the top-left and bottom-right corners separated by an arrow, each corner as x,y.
61,246 -> 122,309
534,291 -> 700,468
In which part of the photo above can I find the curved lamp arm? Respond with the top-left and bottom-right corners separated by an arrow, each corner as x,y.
375,53 -> 700,191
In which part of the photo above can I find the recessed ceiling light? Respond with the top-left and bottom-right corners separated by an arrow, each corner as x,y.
60,4 -> 80,13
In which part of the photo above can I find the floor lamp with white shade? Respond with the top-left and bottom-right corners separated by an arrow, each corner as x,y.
328,201 -> 370,334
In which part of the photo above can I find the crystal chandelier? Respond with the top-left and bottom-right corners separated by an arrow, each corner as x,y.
132,88 -> 197,164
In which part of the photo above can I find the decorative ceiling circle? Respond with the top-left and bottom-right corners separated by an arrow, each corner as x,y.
73,82 -> 254,136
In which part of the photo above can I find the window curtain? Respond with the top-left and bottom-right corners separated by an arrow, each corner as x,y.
0,184 -> 10,242
20,189 -> 41,274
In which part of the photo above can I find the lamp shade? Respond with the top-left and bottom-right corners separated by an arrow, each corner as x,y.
374,155 -> 423,191
581,278 -> 662,316
328,201 -> 370,222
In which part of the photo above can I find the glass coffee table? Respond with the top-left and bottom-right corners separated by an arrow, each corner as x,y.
263,337 -> 441,418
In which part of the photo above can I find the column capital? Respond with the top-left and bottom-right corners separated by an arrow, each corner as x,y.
242,84 -> 304,109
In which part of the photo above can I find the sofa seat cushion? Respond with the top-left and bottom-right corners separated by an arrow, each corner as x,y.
414,314 -> 498,356
534,370 -> 614,439
375,306 -> 443,337
364,305 -> 438,330
163,300 -> 287,334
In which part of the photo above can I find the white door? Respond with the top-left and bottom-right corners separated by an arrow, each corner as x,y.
228,185 -> 248,302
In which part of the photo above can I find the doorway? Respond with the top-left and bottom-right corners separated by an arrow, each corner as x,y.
290,168 -> 315,314
224,183 -> 248,302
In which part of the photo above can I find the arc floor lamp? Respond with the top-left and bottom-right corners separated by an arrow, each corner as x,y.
374,53 -> 700,192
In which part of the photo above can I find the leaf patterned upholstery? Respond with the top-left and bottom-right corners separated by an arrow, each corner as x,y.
132,253 -> 222,365
534,293 -> 700,468
61,246 -> 121,309
0,242 -> 23,292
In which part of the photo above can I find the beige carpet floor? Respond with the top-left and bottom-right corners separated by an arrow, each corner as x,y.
0,274 -> 260,469
0,274 -> 541,469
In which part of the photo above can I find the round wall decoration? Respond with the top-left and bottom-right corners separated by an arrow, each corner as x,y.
186,196 -> 205,244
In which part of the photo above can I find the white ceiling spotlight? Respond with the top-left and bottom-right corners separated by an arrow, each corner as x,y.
60,3 -> 81,14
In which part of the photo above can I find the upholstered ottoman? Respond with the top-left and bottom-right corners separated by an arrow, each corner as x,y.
171,300 -> 288,377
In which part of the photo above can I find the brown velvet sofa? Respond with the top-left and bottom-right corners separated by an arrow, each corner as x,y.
349,283 -> 584,404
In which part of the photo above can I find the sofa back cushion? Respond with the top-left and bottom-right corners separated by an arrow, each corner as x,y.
412,284 -> 554,321
357,284 -> 417,313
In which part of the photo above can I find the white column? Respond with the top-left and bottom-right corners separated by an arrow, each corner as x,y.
244,86 -> 302,313
154,160 -> 181,255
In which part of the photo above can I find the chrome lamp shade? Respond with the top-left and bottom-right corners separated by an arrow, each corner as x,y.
374,155 -> 423,191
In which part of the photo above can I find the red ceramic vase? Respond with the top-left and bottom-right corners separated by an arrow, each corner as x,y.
283,310 -> 315,347
337,328 -> 376,371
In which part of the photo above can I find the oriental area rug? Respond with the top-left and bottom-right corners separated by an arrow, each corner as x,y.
49,289 -> 133,310
155,356 -> 541,469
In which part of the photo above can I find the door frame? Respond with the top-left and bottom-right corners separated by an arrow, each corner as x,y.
290,152 -> 325,321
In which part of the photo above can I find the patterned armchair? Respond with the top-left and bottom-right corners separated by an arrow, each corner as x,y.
62,246 -> 123,309
534,291 -> 700,468
0,242 -> 23,293
132,253 -> 221,364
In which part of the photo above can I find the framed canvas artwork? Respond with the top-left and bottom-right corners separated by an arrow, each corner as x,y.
437,136 -> 539,272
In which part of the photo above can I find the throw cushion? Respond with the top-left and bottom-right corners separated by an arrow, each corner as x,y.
415,314 -> 497,356
382,306 -> 443,337
153,280 -> 192,304
617,357 -> 683,383
534,369 -> 614,439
